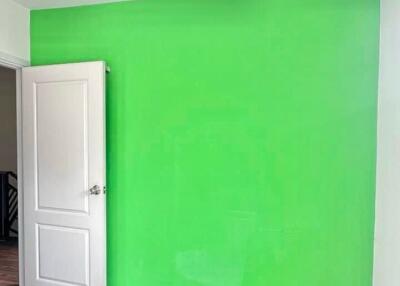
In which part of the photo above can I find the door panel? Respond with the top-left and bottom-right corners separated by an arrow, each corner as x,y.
38,224 -> 89,285
22,62 -> 106,286
36,81 -> 88,213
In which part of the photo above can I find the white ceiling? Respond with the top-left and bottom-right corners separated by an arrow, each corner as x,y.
13,0 -> 128,9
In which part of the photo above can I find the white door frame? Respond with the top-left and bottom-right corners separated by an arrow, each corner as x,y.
0,53 -> 29,286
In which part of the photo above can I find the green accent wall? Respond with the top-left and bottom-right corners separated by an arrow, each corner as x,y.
31,1 -> 380,285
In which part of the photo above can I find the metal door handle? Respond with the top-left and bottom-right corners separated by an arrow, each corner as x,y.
89,185 -> 102,195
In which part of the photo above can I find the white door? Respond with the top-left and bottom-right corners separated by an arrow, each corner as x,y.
22,61 -> 106,286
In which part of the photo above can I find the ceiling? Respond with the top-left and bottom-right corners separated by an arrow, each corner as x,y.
13,0 -> 128,9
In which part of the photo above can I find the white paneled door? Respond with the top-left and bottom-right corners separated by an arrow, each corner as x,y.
22,62 -> 106,286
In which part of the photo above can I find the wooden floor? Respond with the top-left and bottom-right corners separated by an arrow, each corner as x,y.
0,241 -> 18,286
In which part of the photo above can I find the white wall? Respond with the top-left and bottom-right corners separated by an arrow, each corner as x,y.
0,0 -> 30,65
0,66 -> 17,173
373,1 -> 400,285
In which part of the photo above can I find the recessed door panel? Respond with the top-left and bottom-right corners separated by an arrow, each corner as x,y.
36,81 -> 88,213
38,224 -> 89,285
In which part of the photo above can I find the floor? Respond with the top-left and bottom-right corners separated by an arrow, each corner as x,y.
0,240 -> 18,286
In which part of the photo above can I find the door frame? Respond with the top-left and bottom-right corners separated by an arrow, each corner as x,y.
0,52 -> 29,286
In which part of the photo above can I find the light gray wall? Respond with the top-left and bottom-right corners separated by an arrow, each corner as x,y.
0,66 -> 17,173
373,0 -> 400,285
0,0 -> 30,64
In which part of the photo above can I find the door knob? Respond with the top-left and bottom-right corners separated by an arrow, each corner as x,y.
89,185 -> 102,195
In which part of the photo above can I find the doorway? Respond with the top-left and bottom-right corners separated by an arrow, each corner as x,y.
0,60 -> 107,286
0,65 -> 18,286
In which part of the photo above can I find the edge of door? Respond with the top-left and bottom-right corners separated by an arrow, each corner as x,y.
0,52 -> 30,286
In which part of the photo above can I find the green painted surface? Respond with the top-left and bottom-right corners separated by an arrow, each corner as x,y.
31,1 -> 380,285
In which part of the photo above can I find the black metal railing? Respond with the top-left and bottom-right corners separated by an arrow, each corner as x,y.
0,171 -> 18,240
